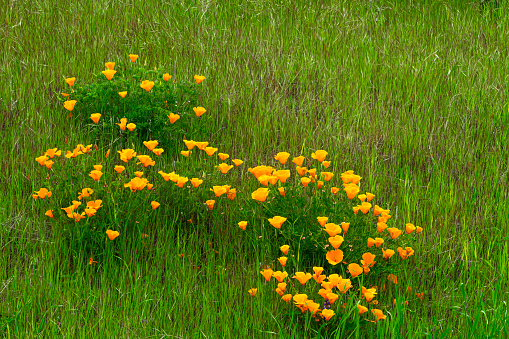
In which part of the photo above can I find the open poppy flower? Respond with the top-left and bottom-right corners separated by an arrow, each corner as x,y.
293,272 -> 312,285
151,201 -> 160,210
357,305 -> 368,315
301,177 -> 311,187
406,223 -> 416,234
217,153 -> 229,161
116,118 -> 127,131
274,152 -> 290,164
175,176 -> 189,188
361,253 -> 376,268
89,170 -> 103,181
118,91 -> 127,98
238,221 -> 247,230
167,113 -> 180,124
129,54 -> 138,62
313,274 -> 327,284
143,140 -> 159,151
331,186 -> 340,195
211,186 -> 227,197
344,185 -> 360,199
194,75 -> 206,84
316,180 -> 324,189
371,309 -> 386,321
322,161 -> 331,168
329,235 -> 344,249
206,200 -> 215,210
102,70 -> 116,80
273,271 -> 288,283
64,100 -> 77,111
136,155 -> 155,167
227,188 -> 237,200
193,141 -> 208,150
190,178 -> 203,188
105,62 -> 115,70
68,212 -> 86,222
280,245 -> 290,255
313,267 -> 324,276
193,107 -> 206,117
204,147 -> 218,156
347,263 -> 363,277
126,123 -> 136,131
387,227 -> 402,239
45,210 -> 54,218
317,217 -> 328,227
382,248 -> 395,260
216,163 -> 233,174
106,230 -> 120,241
323,223 -> 341,237
232,159 -> 243,166
252,188 -> 269,202
140,80 -> 155,92
260,268 -> 274,282
44,148 -> 61,158
65,77 -> 76,86
320,172 -> 334,182
86,200 -> 102,210
248,288 -> 257,296
163,73 -> 171,81
321,309 -> 335,321
311,150 -> 328,162
268,216 -> 287,229
337,277 -> 352,293
278,256 -> 288,266
35,155 -> 49,166
326,249 -> 344,265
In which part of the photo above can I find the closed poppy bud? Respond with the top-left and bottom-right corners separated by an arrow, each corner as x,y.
406,223 -> 416,234
163,73 -> 171,81
65,77 -> 76,86
64,100 -> 77,111
194,75 -> 206,84
102,70 -> 116,80
106,230 -> 120,241
140,80 -> 155,92
45,210 -> 54,218
232,159 -> 243,166
278,187 -> 286,196
278,256 -> 288,267
341,222 -> 350,233
61,93 -> 69,97
126,123 -> 136,131
331,187 -> 339,195
280,245 -> 290,255
151,201 -> 160,210
167,113 -> 180,124
90,113 -> 101,123
105,62 -> 115,70
206,200 -> 215,210
238,221 -> 247,230
118,91 -> 127,98
193,107 -> 206,117
367,238 -> 375,248
114,165 -> 125,174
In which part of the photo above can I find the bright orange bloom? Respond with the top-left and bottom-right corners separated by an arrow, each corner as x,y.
406,223 -> 416,234
313,267 -> 324,276
366,192 -> 375,201
126,123 -> 136,131
274,152 -> 290,164
321,309 -> 335,321
206,200 -> 215,210
61,93 -> 69,97
118,91 -> 127,98
77,188 -> 93,200
361,253 -> 376,268
89,170 -> 103,181
35,155 -> 49,166
151,201 -> 160,210
238,221 -> 247,230
89,258 -> 98,266
248,166 -> 273,179
44,148 -> 61,158
322,161 -> 331,168
190,178 -> 203,188
397,247 -> 414,260
282,294 -> 293,304
167,113 -> 180,124
193,107 -> 206,117
116,118 -> 127,131
152,148 -> 164,156
252,188 -> 269,202
260,268 -> 274,282
232,159 -> 243,166
86,200 -> 102,210
102,70 -> 116,80
278,256 -> 288,266
320,172 -> 334,182
273,271 -> 288,283
323,223 -> 342,237
326,249 -> 344,265
372,309 -> 386,321
43,160 -> 54,169
296,166 -> 308,176
143,140 -> 159,151
326,292 -> 339,304
204,147 -> 218,156
416,226 -> 423,233
344,185 -> 360,199
64,100 -> 77,111
129,54 -> 138,62
308,168 -> 317,178
292,156 -> 305,166
194,75 -> 206,84
140,80 -> 155,92
337,277 -> 353,293
316,180 -> 324,189
105,62 -> 115,70
357,305 -> 368,315
317,216 -> 328,227
248,288 -> 257,296
227,188 -> 237,201
382,248 -> 395,260
293,272 -> 312,285
106,230 -> 120,241
194,142 -> 209,150
45,210 -> 54,218
331,187 -> 340,195
136,155 -> 155,167
68,212 -> 86,222
357,194 -> 367,202
377,222 -> 388,233
93,165 -> 103,171
85,207 -> 97,217
65,77 -> 76,86
175,176 -> 189,188
272,170 -> 289,183
311,150 -> 328,162
277,187 -> 285,197
329,235 -> 344,249
163,73 -> 171,81
216,163 -> 233,174
211,186 -> 227,197
124,177 -> 149,192
387,227 -> 402,239
347,263 -> 363,277
181,151 -> 190,157
280,245 -> 290,255
268,216 -> 287,229
105,149 -> 110,158
359,202 -> 372,214
301,177 -> 311,187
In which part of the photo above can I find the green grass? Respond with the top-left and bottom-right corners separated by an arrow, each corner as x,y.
1,0 -> 509,337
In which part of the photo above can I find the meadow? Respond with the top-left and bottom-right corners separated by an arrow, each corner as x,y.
1,0 -> 508,338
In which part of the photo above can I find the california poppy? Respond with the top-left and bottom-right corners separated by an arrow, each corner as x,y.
382,248 -> 395,260
116,118 -> 127,131
89,170 -> 103,181
151,201 -> 160,210
321,309 -> 335,321
44,148 -> 61,158
106,230 -> 120,241
251,188 -> 269,202
181,151 -> 190,157
322,161 -> 331,168
280,245 -> 290,255
86,200 -> 103,210
118,91 -> 127,98
45,210 -> 54,218
102,70 -> 116,80
143,140 -> 159,151
64,100 -> 77,111
311,150 -> 328,162
371,309 -> 386,321
206,200 -> 215,210
227,188 -> 237,200
140,80 -> 155,92
293,272 -> 312,285
278,187 -> 286,196
204,147 -> 218,156
387,274 -> 398,284
347,263 -> 363,277
273,271 -> 289,283
105,62 -> 115,70
357,305 -> 368,315
190,178 -> 203,188
248,288 -> 257,296
232,159 -> 243,166
337,277 -> 353,293
406,223 -> 416,234
35,155 -> 49,166
126,123 -> 136,131
329,235 -> 344,249
194,75 -> 206,84
260,268 -> 274,282
175,176 -> 189,188
163,73 -> 171,81
268,216 -> 287,229
387,227 -> 402,239
216,163 -> 233,174
316,180 -> 324,189
301,177 -> 311,187
193,107 -> 206,117
238,221 -> 247,230
278,256 -> 288,266
167,113 -> 180,124
274,152 -> 290,164
323,223 -> 342,237
326,249 -> 344,265
211,186 -> 227,197
344,185 -> 360,199
361,253 -> 376,268
129,54 -> 138,62
317,217 -> 328,227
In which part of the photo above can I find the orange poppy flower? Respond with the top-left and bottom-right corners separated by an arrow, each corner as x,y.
416,226 -> 423,233
248,288 -> 257,296
45,210 -> 54,218
193,107 -> 206,117
260,268 -> 274,282
344,185 -> 360,199
175,176 -> 189,188
323,223 -> 342,237
204,147 -> 218,156
102,70 -> 116,80
329,235 -> 344,249
68,212 -> 86,222
278,187 -> 286,197
387,227 -> 402,239
85,207 -> 97,217
278,256 -> 288,266
252,188 -> 269,202
273,271 -> 288,283
129,54 -> 138,62
357,194 -> 367,202
238,221 -> 247,230
301,177 -> 311,187
167,113 -> 180,124
35,155 -> 49,166
326,249 -> 344,265
89,258 -> 98,266
331,187 -> 340,195
216,163 -> 233,174
211,186 -> 227,197
65,77 -> 76,86
64,100 -> 77,111
377,222 -> 388,233
151,201 -> 160,210
321,309 -> 335,321
382,248 -> 395,260
292,156 -> 305,166
105,62 -> 115,70
311,150 -> 328,162
227,188 -> 237,201
194,75 -> 206,84
106,230 -> 120,241
371,309 -> 386,321
89,113 -> 101,124
317,216 -> 328,226
280,245 -> 290,255
293,272 -> 312,285
232,159 -> 243,166
282,294 -> 293,304
86,200 -> 102,210
357,305 -> 368,315
361,253 -> 376,268
320,172 -> 334,182
313,267 -> 324,277
143,140 -> 159,151
316,180 -> 324,189
163,73 -> 171,81
347,263 -> 363,277
126,123 -> 136,131
190,178 -> 203,188
140,80 -> 155,92
116,118 -> 127,131
322,161 -> 331,168
206,200 -> 215,210
89,170 -> 103,181
337,277 -> 353,293
44,148 -> 61,158
406,223 -> 416,234
274,152 -> 290,164
308,168 -> 317,178
181,151 -> 190,157
268,216 -> 287,229
118,91 -> 127,98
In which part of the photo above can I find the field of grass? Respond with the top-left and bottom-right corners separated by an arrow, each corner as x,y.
1,0 -> 509,337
